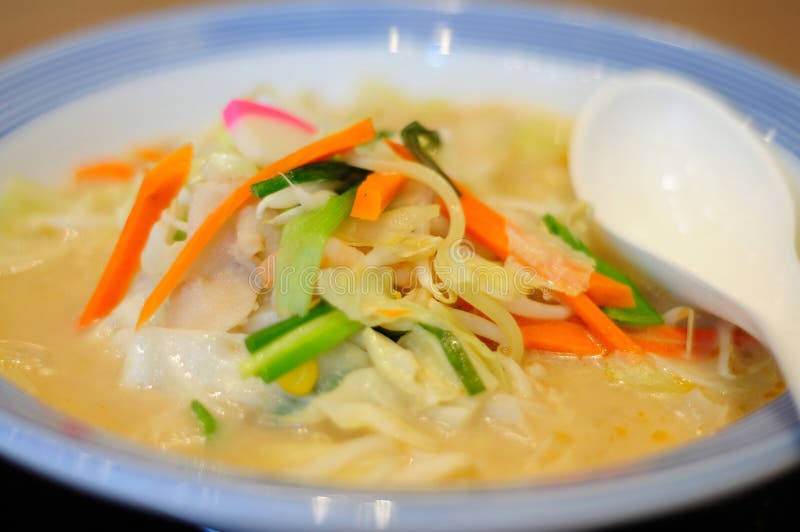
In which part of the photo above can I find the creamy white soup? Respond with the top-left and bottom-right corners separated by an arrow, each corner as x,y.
0,87 -> 783,486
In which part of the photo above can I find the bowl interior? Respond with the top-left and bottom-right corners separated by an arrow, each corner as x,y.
1,3 -> 799,531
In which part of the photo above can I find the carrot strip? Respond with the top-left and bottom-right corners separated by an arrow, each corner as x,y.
78,144 -> 193,327
434,183 -> 511,259
136,118 -> 376,327
74,160 -> 135,182
632,337 -> 716,358
587,271 -> 636,308
376,308 -> 412,318
460,186 -> 510,259
627,325 -> 763,358
640,325 -> 717,344
350,172 -> 408,220
632,326 -> 762,357
384,138 -> 414,160
520,320 -> 605,356
134,146 -> 167,163
631,338 -> 686,358
560,292 -> 642,354
627,325 -> 718,358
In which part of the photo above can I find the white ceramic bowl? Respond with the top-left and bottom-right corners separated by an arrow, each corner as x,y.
1,2 -> 799,530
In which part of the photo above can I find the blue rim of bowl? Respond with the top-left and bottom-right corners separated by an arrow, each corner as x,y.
0,1 -> 798,530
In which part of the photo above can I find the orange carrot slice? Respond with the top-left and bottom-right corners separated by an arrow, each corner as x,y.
134,146 -> 168,163
384,138 -> 415,160
74,160 -> 135,182
627,325 -> 724,358
643,325 -> 717,344
78,144 -> 193,327
376,308 -> 412,318
559,292 -> 642,354
587,271 -> 636,308
634,338 -> 708,358
350,171 -> 408,220
520,320 -> 605,356
630,325 -> 762,357
631,326 -> 715,357
136,118 -> 376,327
460,186 -> 510,259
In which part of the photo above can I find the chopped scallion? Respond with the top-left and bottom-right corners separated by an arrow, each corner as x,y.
190,399 -> 218,437
250,161 -> 369,199
275,187 -> 357,317
420,324 -> 485,395
245,301 -> 333,353
240,308 -> 362,383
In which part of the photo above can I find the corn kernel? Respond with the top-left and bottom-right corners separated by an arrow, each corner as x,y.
277,359 -> 319,396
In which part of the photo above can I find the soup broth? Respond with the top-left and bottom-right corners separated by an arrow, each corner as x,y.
0,89 -> 783,486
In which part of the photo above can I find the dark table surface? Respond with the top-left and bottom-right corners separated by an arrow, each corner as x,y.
2,452 -> 799,530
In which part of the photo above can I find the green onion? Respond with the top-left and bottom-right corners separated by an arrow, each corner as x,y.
543,214 -> 663,326
173,229 -> 187,242
190,399 -> 218,437
275,186 -> 357,317
240,308 -> 362,382
245,301 -> 333,353
250,161 -> 370,199
542,214 -> 587,253
400,121 -> 460,195
420,324 -> 486,395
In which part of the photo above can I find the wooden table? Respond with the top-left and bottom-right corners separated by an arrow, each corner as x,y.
2,0 -> 799,76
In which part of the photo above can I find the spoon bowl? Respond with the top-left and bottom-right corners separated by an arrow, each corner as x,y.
570,71 -> 800,406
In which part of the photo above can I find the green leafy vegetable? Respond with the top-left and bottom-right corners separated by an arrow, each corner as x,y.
420,324 -> 486,395
240,308 -> 363,382
190,399 -> 218,437
275,187 -> 358,317
250,161 -> 369,199
543,214 -> 663,326
245,301 -> 333,352
400,121 -> 460,195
